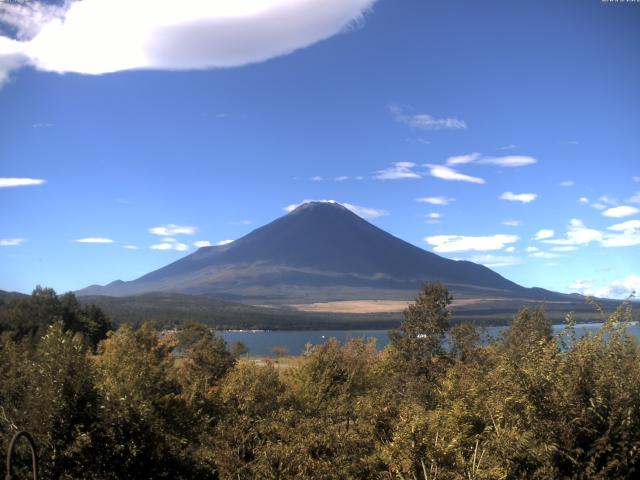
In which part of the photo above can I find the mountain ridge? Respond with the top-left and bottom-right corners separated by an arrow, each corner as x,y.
77,201 -> 568,303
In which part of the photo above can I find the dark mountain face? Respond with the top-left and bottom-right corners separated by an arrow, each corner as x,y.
77,202 -> 558,302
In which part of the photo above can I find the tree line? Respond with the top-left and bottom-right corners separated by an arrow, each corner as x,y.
1,284 -> 639,479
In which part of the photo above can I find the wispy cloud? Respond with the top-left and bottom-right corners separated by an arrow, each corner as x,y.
499,144 -> 517,151
602,220 -> 640,247
559,180 -> 575,187
149,224 -> 196,236
633,176 -> 640,183
151,242 -> 189,251
578,197 -> 589,204
533,229 -> 554,240
217,239 -> 234,246
284,200 -> 388,219
0,238 -> 25,246
123,245 -> 139,250
415,196 -> 455,206
445,153 -> 536,167
194,240 -> 212,248
310,176 -> 323,181
629,193 -> 640,204
75,237 -> 114,244
445,153 -> 482,166
530,251 -> 562,259
32,122 -> 54,128
374,162 -> 421,180
502,220 -> 521,227
227,220 -> 252,226
0,177 -> 46,188
550,246 -> 578,252
425,234 -> 518,253
602,206 -> 639,218
0,0 -> 377,84
390,105 -> 466,130
499,192 -> 537,203
591,195 -> 617,211
426,213 -> 442,223
425,164 -> 485,184
608,220 -> 640,232
467,254 -> 521,267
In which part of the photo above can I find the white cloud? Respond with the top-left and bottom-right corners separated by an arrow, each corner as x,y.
446,152 -> 481,166
467,254 -> 521,267
578,197 -> 589,204
445,153 -> 536,168
75,237 -> 114,244
123,245 -> 139,250
499,192 -> 537,203
526,246 -> 539,253
217,239 -> 234,246
608,220 -> 640,232
542,219 -> 602,246
228,220 -> 252,226
0,0 -> 376,82
550,246 -> 578,252
149,224 -> 196,236
310,176 -> 323,181
530,251 -> 562,259
284,200 -> 388,219
424,234 -> 518,253
194,240 -> 212,248
504,246 -> 516,253
630,193 -> 640,204
335,176 -> 350,181
0,177 -> 46,188
0,238 -> 25,246
601,233 -> 640,248
502,220 -> 521,227
569,276 -> 640,299
481,155 -> 536,167
415,196 -> 455,206
32,122 -> 54,128
533,229 -> 554,240
425,164 -> 485,184
151,242 -> 189,251
390,105 -> 466,130
426,213 -> 442,219
374,162 -> 421,180
499,144 -> 517,151
559,180 -> 575,187
602,205 -> 639,218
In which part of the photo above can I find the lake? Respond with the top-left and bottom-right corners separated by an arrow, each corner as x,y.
219,323 -> 640,357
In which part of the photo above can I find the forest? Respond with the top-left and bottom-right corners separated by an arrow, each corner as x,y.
1,284 -> 639,479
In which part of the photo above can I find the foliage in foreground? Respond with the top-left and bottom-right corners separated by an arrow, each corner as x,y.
1,284 -> 639,479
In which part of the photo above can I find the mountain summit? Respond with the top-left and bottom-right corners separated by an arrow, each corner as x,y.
78,201 -> 558,302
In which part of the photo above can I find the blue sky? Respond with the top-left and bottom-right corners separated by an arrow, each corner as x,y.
1,0 -> 639,298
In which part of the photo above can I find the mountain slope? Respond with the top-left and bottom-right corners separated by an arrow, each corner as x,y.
77,201 -> 563,303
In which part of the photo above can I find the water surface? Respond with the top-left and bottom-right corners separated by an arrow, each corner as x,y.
219,323 -> 640,357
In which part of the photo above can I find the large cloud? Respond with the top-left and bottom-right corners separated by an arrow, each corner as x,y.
0,0 -> 376,83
